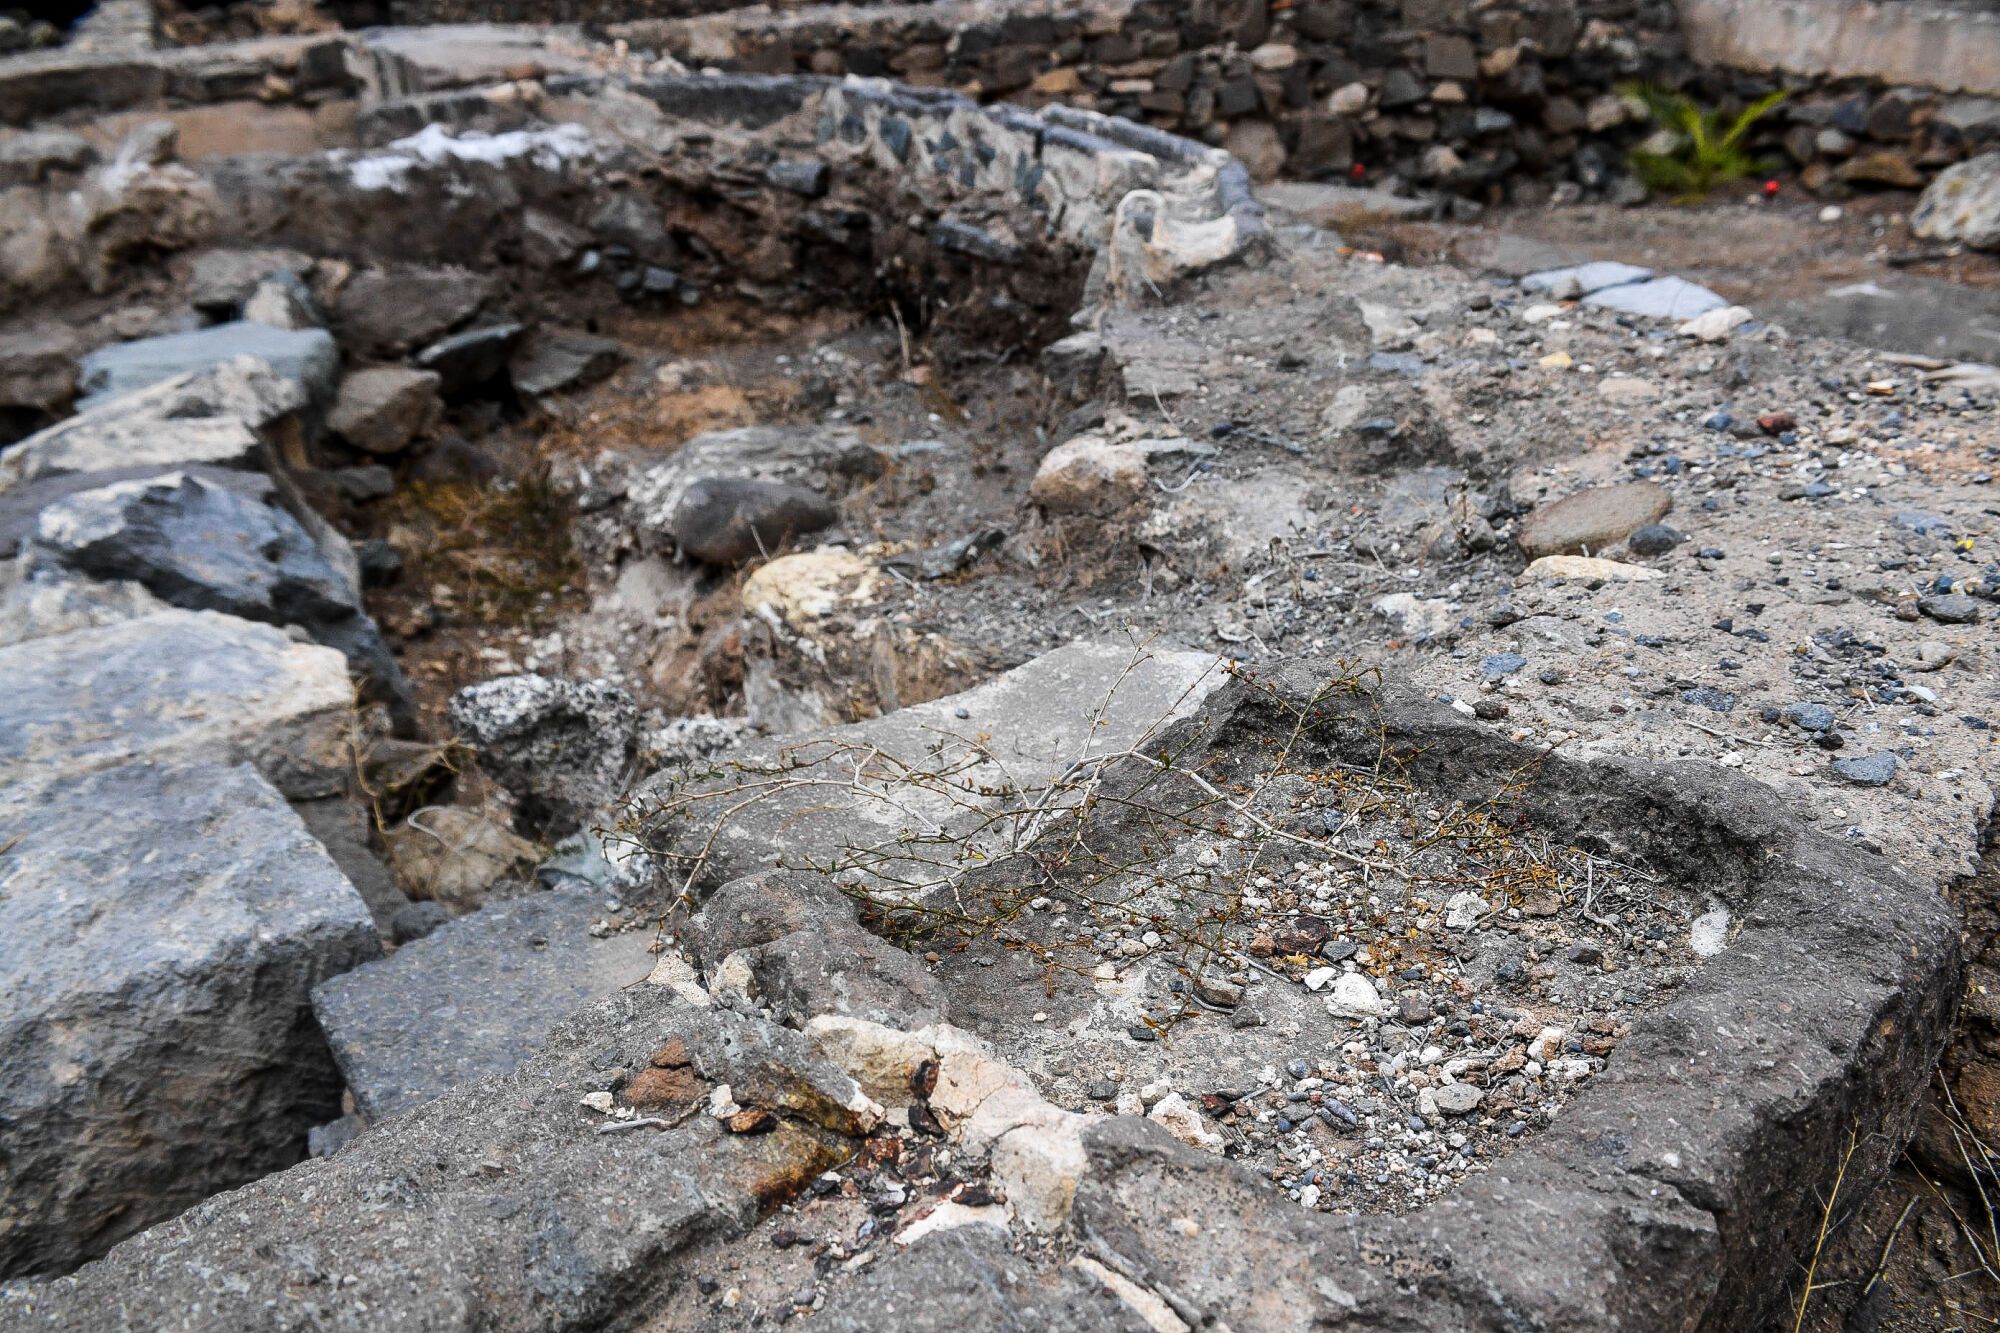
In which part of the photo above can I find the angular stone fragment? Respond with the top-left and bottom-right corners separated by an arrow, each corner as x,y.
0,760 -> 378,1277
1516,483 -> 1672,559
75,321 -> 338,410
447,673 -> 639,839
1914,151 -> 2000,250
30,471 -> 411,725
0,609 -> 350,796
507,327 -> 623,398
311,884 -> 656,1119
736,547 -> 974,732
328,264 -> 491,356
326,366 -> 442,455
637,639 -> 1227,897
0,355 -> 304,492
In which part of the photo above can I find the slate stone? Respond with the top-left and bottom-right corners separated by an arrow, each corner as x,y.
415,322 -> 526,396
327,265 -> 491,356
507,328 -> 623,398
75,322 -> 338,411
30,471 -> 412,727
0,609 -> 351,796
0,760 -> 378,1277
1580,276 -> 1728,319
311,884 -> 657,1119
1833,752 -> 1898,786
1517,483 -> 1672,558
666,476 -> 838,565
1520,260 -> 1654,295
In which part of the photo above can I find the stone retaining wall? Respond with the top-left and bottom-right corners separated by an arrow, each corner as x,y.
619,0 -> 2000,201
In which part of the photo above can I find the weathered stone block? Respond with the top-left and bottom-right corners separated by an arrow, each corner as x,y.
0,760 -> 378,1277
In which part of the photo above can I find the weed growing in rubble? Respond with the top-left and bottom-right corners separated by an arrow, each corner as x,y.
1625,85 -> 1788,202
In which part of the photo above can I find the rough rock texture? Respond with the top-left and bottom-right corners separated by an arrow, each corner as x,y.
75,321 -> 338,410
0,320 -> 78,418
1516,481 -> 1673,558
508,327 -> 623,398
736,547 -> 975,732
29,470 -> 411,724
0,608 -> 351,796
818,1224 -> 1150,1331
327,265 -> 491,357
690,871 -> 945,1028
0,994 -> 873,1329
1913,151 -> 2000,249
637,639 -> 1228,899
624,424 -> 879,550
312,884 -> 657,1120
325,366 -> 442,455
666,476 -> 838,565
447,673 -> 640,838
0,760 -> 379,1277
0,355 -> 304,492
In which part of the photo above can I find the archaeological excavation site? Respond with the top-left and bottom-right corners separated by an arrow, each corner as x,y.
4,0 -> 2000,1327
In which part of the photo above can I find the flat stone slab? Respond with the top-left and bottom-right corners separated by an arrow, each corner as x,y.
1581,275 -> 1728,319
0,995 -> 870,1328
312,884 -> 658,1119
637,638 -> 1231,898
75,322 -> 338,411
0,608 -> 350,796
0,760 -> 378,1277
1520,260 -> 1655,295
0,356 -> 304,493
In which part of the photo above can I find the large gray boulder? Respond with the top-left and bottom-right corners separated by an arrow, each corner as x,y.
1913,151 -> 2000,249
311,884 -> 656,1120
0,355 -> 305,493
75,322 -> 338,411
447,674 -> 640,839
0,608 -> 352,797
0,993 -> 875,1328
0,761 -> 379,1278
30,470 -> 412,726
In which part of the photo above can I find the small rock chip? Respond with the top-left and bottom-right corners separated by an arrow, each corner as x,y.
1832,752 -> 1898,786
1781,702 -> 1837,733
1433,1083 -> 1483,1116
726,1107 -> 778,1135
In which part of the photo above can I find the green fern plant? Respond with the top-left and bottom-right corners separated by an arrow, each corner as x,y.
1624,85 -> 1788,202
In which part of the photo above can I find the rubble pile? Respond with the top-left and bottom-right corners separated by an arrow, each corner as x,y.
0,2 -> 1997,1330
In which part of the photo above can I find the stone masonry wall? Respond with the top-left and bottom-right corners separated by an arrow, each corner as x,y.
617,0 -> 2000,204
